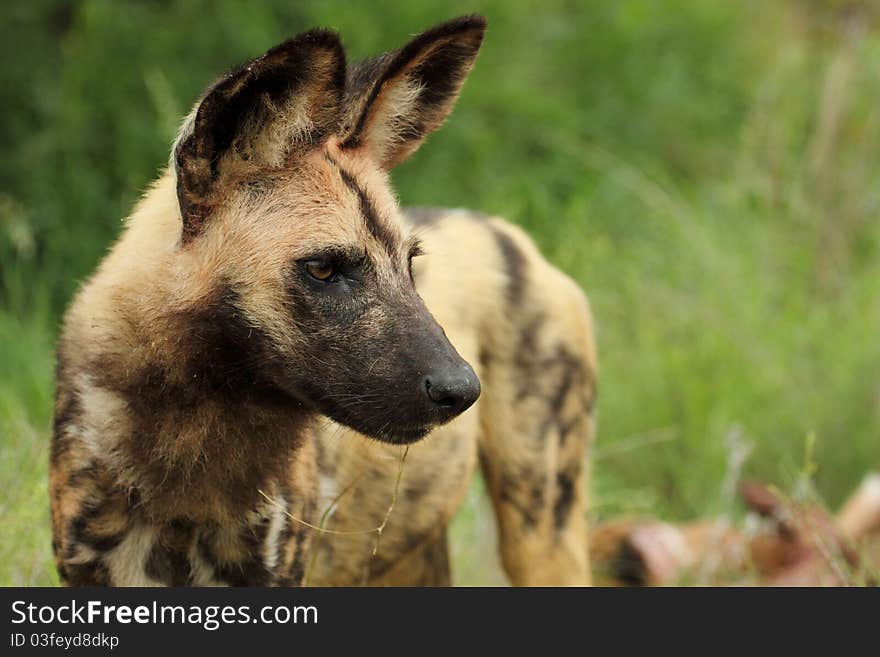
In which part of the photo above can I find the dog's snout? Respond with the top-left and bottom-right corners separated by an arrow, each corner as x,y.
423,363 -> 481,417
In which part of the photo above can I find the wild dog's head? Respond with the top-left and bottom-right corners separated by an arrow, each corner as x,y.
171,16 -> 485,443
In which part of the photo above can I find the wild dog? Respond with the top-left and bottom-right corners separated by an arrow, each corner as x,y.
50,15 -> 597,586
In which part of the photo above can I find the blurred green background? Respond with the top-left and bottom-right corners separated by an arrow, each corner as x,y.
1,0 -> 879,585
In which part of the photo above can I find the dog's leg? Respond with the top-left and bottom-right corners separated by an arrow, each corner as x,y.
477,271 -> 597,586
367,527 -> 452,586
478,399 -> 593,585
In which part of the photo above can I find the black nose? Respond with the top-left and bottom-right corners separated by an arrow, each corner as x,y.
424,364 -> 481,418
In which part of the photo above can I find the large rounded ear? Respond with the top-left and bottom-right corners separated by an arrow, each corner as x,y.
175,30 -> 346,243
339,15 -> 486,170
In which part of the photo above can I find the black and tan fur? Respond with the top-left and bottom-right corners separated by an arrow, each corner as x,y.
50,16 -> 597,587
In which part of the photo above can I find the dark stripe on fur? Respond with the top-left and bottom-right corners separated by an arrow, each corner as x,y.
553,470 -> 576,531
492,227 -> 527,306
145,519 -> 195,585
498,473 -> 540,529
335,164 -> 398,255
146,544 -> 192,586
284,524 -> 309,586
67,496 -> 129,554
422,531 -> 452,586
50,388 -> 80,465
198,522 -> 272,587
61,560 -> 111,586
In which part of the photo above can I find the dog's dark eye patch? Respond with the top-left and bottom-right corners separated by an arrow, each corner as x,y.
297,247 -> 368,284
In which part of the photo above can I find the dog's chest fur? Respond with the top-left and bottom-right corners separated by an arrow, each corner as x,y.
49,372 -> 321,586
50,417 -> 473,587
62,506 -> 302,586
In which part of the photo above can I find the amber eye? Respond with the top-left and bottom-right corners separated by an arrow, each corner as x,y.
305,260 -> 337,282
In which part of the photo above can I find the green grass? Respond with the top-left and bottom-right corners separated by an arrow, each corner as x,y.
0,307 -> 57,585
2,0 -> 879,586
